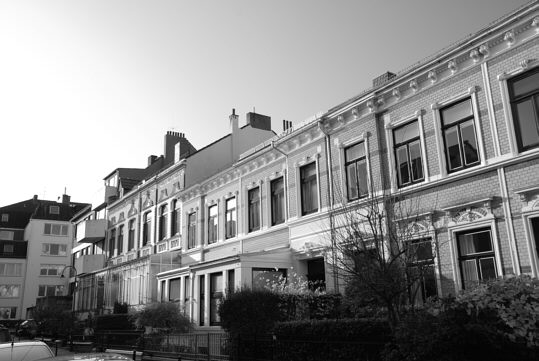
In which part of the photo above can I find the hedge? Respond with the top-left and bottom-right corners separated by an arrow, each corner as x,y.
95,314 -> 134,331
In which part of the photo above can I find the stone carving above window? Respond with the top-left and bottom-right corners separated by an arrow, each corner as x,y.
143,190 -> 154,209
515,186 -> 539,213
128,199 -> 137,216
443,198 -> 493,226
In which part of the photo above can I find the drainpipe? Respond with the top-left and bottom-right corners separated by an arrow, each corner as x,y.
317,119 -> 339,293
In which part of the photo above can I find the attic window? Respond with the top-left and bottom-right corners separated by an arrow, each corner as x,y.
1,214 -> 8,222
49,206 -> 60,215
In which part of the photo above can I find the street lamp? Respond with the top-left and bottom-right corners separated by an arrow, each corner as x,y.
60,265 -> 78,313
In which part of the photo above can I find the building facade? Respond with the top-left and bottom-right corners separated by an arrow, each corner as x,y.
72,1 -> 538,329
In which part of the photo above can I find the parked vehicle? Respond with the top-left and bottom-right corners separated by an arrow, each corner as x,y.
0,325 -> 12,342
16,320 -> 38,339
0,341 -> 54,361
37,353 -> 131,361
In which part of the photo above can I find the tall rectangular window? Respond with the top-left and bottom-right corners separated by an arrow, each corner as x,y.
128,219 -> 135,251
225,198 -> 236,239
345,142 -> 368,200
171,199 -> 180,236
227,269 -> 235,295
199,275 -> 205,326
210,273 -> 223,326
441,98 -> 480,172
271,177 -> 285,226
108,228 -> 116,257
142,212 -> 151,246
184,276 -> 190,309
168,278 -> 181,302
508,67 -> 539,152
207,205 -> 218,244
300,163 -> 318,215
117,225 -> 124,254
456,228 -> 497,289
406,238 -> 437,305
188,212 -> 197,249
393,121 -> 424,187
248,187 -> 260,232
159,204 -> 168,241
0,285 -> 20,298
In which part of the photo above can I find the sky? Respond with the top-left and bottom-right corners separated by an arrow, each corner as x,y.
0,0 -> 532,207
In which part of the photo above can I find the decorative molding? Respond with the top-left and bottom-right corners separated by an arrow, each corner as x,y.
504,30 -> 515,47
366,100 -> 376,113
118,212 -> 125,223
392,88 -> 401,100
409,79 -> 419,92
427,70 -> 437,83
128,199 -> 137,216
352,108 -> 360,120
159,189 -> 168,201
470,49 -> 480,63
448,60 -> 458,74
479,43 -> 490,58
533,16 -> 539,31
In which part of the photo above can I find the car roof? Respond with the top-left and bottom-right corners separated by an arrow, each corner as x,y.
36,353 -> 132,361
0,341 -> 50,348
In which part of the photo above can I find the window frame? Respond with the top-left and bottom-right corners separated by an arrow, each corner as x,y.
225,197 -> 237,239
170,199 -> 180,236
248,187 -> 261,233
128,219 -> 136,251
117,225 -> 124,254
342,138 -> 370,201
498,61 -> 539,155
158,204 -> 168,241
270,177 -> 286,226
299,162 -> 319,216
142,212 -> 151,246
207,204 -> 218,244
455,227 -> 497,289
393,120 -> 425,188
187,212 -> 197,249
384,111 -> 428,192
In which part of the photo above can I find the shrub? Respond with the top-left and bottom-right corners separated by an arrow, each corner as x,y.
130,302 -> 192,333
278,293 -> 342,321
113,302 -> 129,314
95,314 -> 134,331
273,319 -> 390,361
219,288 -> 281,336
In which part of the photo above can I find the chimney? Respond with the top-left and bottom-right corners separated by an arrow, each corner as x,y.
282,120 -> 293,132
164,131 -> 182,165
230,108 -> 239,134
33,195 -> 38,201
148,155 -> 158,166
246,112 -> 271,131
62,194 -> 71,204
372,71 -> 396,88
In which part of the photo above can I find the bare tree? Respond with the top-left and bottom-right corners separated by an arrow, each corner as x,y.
326,186 -> 439,330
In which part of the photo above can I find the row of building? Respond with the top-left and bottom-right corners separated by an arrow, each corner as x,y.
1,1 -> 538,330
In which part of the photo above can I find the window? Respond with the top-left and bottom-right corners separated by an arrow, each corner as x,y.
39,264 -> 64,276
159,204 -> 168,241
188,212 -> 197,249
300,163 -> 318,215
207,205 -> 218,244
393,121 -> 424,187
345,143 -> 368,200
456,228 -> 497,289
3,244 -> 14,253
142,212 -> 151,246
0,307 -> 16,319
271,177 -> 285,226
169,278 -> 181,302
508,67 -> 539,152
44,223 -> 68,236
0,263 -> 22,276
49,205 -> 60,215
108,228 -> 116,257
228,269 -> 235,294
307,258 -> 326,291
0,231 -> 14,240
199,275 -> 205,326
41,243 -> 67,256
128,219 -> 135,251
38,285 -> 61,297
210,273 -> 223,326
184,276 -> 191,307
0,284 -> 20,298
225,198 -> 236,239
1,214 -> 8,222
440,98 -> 480,172
248,187 -> 260,232
252,268 -> 287,290
171,199 -> 180,236
406,238 -> 437,304
117,225 -> 124,254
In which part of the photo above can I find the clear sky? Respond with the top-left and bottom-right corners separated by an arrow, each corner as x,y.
0,0 -> 531,207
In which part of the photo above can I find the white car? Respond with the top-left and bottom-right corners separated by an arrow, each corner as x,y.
0,341 -> 54,361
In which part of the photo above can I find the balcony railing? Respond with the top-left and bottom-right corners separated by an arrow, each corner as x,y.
76,219 -> 107,243
75,254 -> 106,274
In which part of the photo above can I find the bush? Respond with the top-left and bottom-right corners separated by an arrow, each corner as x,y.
383,276 -> 539,361
130,302 -> 192,333
273,319 -> 389,361
95,314 -> 134,331
219,288 -> 281,336
278,293 -> 342,321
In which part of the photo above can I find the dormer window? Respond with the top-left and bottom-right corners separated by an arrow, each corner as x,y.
49,206 -> 60,215
1,214 -> 8,222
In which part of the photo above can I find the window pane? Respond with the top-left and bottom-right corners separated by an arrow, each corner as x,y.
169,278 -> 181,302
409,141 -> 424,181
346,163 -> 359,200
441,99 -> 473,125
52,224 -> 61,235
394,121 -> 419,144
444,126 -> 462,170
511,70 -> 539,97
514,98 -> 539,150
479,257 -> 497,280
460,120 -> 479,165
356,159 -> 368,197
345,143 -> 365,161
458,230 -> 493,255
461,259 -> 478,282
44,224 -> 51,235
396,145 -> 410,185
